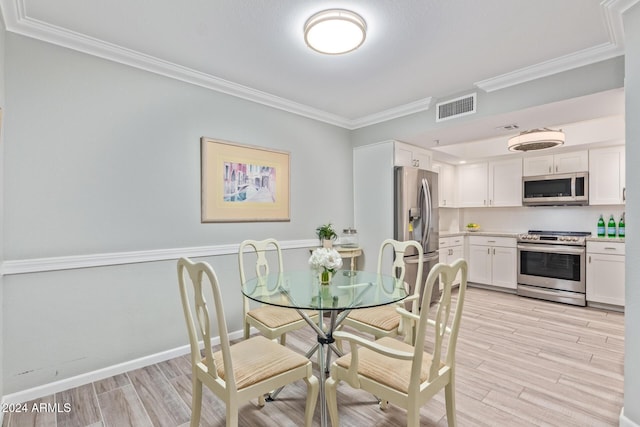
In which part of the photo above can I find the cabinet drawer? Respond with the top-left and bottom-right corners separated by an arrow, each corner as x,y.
440,236 -> 464,248
468,235 -> 516,248
587,241 -> 625,255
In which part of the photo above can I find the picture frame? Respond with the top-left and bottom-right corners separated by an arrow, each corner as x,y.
201,137 -> 290,222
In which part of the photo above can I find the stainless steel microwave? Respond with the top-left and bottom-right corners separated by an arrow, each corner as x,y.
522,172 -> 588,206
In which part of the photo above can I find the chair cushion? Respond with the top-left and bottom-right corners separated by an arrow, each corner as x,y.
347,306 -> 400,332
335,336 -> 439,393
212,335 -> 309,390
247,305 -> 307,328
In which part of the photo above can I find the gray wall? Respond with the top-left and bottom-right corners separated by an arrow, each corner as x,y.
350,57 -> 625,148
624,4 -> 640,425
2,34 -> 353,393
0,6 -> 6,405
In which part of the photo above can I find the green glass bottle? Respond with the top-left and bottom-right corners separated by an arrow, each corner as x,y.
597,214 -> 605,237
618,212 -> 625,238
607,214 -> 616,238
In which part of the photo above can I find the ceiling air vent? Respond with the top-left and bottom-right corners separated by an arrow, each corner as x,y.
436,93 -> 476,122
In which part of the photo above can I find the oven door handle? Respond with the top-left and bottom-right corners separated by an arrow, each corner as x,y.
517,243 -> 585,255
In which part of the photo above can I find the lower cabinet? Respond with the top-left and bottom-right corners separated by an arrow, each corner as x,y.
439,236 -> 465,289
586,241 -> 625,307
468,236 -> 517,290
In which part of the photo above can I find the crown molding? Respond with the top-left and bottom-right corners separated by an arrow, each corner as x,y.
0,0 -> 636,126
349,97 -> 433,129
474,0 -> 635,93
474,42 -> 624,93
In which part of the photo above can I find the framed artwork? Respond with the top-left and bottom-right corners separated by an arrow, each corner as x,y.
201,137 -> 290,222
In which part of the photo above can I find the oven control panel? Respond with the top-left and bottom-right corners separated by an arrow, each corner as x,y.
517,231 -> 589,246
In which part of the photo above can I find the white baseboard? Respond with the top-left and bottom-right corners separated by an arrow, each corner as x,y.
621,407 -> 640,427
2,329 -> 244,405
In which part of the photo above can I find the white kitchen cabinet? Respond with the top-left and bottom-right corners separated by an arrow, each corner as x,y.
394,141 -> 432,169
523,150 -> 588,176
489,158 -> 522,207
457,163 -> 488,207
589,146 -> 625,205
457,159 -> 522,207
432,162 -> 457,207
586,241 -> 625,307
439,236 -> 465,288
468,236 -> 517,290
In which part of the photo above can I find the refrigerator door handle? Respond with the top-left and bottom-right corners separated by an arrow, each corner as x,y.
420,177 -> 432,250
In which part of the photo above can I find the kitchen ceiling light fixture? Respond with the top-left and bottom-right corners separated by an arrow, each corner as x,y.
507,128 -> 565,152
304,9 -> 367,55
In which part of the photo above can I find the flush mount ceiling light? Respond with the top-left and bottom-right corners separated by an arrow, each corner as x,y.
304,9 -> 367,55
507,128 -> 565,152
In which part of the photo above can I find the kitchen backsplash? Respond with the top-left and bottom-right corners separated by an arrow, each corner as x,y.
440,205 -> 626,235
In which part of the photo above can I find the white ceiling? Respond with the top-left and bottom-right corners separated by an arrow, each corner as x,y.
0,0 -> 632,154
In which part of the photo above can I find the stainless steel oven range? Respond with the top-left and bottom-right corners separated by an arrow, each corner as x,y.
516,230 -> 591,306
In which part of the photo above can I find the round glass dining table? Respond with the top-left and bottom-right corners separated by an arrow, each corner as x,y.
241,269 -> 408,427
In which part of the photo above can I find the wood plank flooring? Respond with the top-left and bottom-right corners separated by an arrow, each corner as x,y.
3,287 -> 624,426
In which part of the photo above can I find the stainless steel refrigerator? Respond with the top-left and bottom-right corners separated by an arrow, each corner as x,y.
394,166 -> 440,306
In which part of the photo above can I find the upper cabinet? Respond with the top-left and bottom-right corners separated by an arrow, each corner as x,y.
523,150 -> 588,176
432,162 -> 457,207
394,141 -> 432,170
457,162 -> 488,207
457,158 -> 522,207
489,159 -> 522,207
589,146 -> 626,205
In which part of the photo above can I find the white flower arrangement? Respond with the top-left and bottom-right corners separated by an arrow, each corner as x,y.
308,247 -> 343,274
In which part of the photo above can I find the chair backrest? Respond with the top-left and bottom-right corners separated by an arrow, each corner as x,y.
410,258 -> 467,391
376,238 -> 423,310
238,238 -> 284,285
177,257 -> 238,393
238,239 -> 284,316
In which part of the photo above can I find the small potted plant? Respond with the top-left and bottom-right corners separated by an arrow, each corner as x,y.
316,223 -> 338,248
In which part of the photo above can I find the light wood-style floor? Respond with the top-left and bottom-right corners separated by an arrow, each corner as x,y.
3,287 -> 624,427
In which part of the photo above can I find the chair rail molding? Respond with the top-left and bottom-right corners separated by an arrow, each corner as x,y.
1,239 -> 318,275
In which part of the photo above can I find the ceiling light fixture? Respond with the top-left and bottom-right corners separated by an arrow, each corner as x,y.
507,128 -> 565,152
304,9 -> 367,55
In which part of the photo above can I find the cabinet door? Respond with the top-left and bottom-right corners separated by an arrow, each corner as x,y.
589,146 -> 625,205
587,253 -> 625,306
394,145 -> 414,167
523,155 -> 554,176
450,245 -> 465,286
433,162 -> 457,207
554,151 -> 588,173
489,159 -> 522,207
457,163 -> 488,207
468,245 -> 492,284
413,149 -> 432,170
491,246 -> 517,289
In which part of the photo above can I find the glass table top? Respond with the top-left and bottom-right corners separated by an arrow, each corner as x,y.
241,269 -> 408,311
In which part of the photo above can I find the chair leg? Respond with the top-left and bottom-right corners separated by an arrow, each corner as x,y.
279,333 -> 287,346
226,402 -> 238,427
304,375 -> 319,427
190,377 -> 203,427
325,376 -> 340,427
407,407 -> 420,427
445,381 -> 457,427
243,321 -> 251,340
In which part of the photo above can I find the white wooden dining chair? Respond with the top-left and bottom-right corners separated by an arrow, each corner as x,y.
339,238 -> 424,343
239,238 -> 318,345
326,258 -> 468,427
177,257 -> 319,427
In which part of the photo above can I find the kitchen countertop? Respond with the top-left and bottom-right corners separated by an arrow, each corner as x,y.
440,231 -> 521,238
441,231 -> 625,243
586,236 -> 625,243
